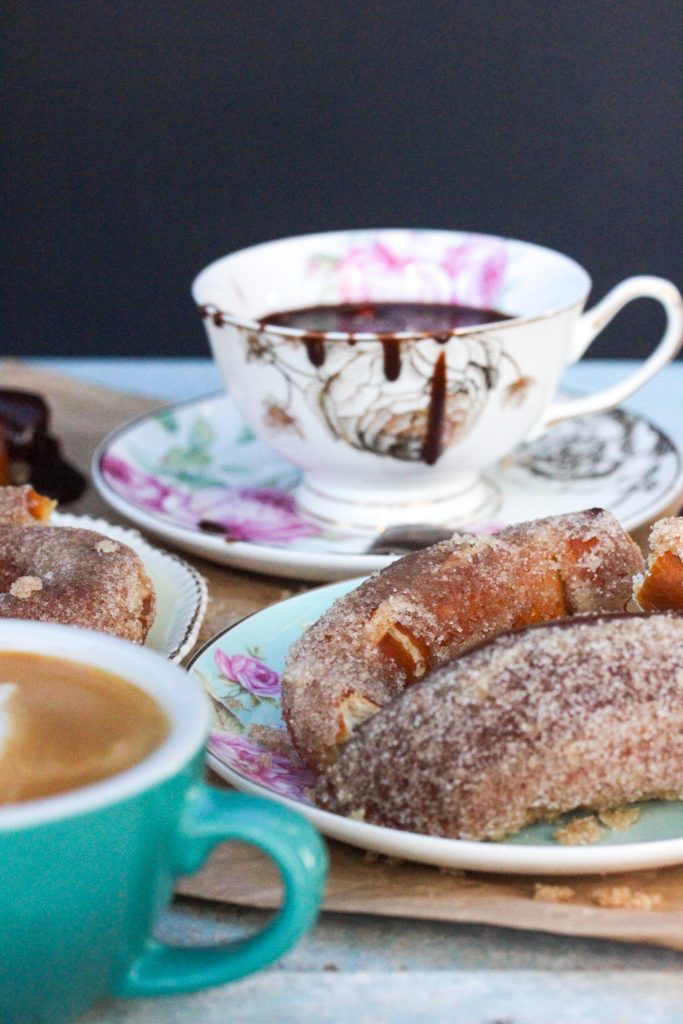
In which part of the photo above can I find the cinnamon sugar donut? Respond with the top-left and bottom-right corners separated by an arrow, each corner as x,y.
282,509 -> 644,770
0,524 -> 155,643
315,612 -> 683,840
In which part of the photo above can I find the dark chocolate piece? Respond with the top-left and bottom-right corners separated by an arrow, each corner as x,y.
0,390 -> 86,504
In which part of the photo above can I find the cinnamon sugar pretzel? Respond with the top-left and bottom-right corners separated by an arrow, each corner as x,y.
315,612 -> 683,840
282,508 -> 644,771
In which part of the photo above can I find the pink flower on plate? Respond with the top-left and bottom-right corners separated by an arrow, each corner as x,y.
209,731 -> 316,802
101,452 -> 198,525
190,487 -> 321,544
215,649 -> 281,698
101,453 -> 173,513
313,232 -> 508,309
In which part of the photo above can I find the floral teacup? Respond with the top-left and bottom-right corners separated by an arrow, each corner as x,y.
193,229 -> 682,532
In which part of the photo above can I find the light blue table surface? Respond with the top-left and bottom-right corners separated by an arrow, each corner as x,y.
24,360 -> 683,1022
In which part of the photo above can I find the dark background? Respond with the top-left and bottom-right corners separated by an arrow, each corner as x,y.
3,1 -> 681,358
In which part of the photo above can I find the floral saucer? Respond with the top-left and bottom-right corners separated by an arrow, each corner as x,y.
93,392 -> 683,582
189,580 -> 683,876
53,513 -> 207,662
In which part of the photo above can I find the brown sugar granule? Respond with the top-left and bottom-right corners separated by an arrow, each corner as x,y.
598,806 -> 641,831
9,575 -> 43,599
590,885 -> 663,911
553,816 -> 605,846
95,539 -> 119,554
533,883 -> 576,903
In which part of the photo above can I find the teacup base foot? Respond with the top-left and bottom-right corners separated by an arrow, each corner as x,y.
295,473 -> 501,535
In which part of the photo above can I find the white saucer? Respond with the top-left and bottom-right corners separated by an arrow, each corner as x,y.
188,580 -> 683,875
53,513 -> 207,662
93,393 -> 683,582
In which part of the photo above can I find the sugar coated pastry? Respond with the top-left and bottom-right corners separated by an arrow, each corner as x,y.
282,508 -> 644,770
0,524 -> 155,643
634,517 -> 683,612
0,484 -> 56,524
315,613 -> 683,840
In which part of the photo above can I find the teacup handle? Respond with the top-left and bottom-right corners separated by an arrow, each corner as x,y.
115,785 -> 327,997
536,275 -> 683,433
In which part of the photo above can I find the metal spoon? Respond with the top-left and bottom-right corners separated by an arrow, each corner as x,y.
366,523 -> 458,556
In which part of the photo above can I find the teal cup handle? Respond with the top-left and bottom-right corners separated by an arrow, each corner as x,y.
117,784 -> 328,997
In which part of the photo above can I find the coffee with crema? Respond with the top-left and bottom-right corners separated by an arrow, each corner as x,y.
0,652 -> 169,805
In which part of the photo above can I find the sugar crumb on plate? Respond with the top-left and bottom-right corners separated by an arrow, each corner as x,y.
553,815 -> 605,846
598,806 -> 641,831
590,885 -> 663,911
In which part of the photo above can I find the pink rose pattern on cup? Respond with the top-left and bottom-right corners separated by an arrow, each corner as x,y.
308,232 -> 508,308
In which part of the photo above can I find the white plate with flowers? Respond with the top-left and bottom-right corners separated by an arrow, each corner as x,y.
93,393 -> 683,582
189,579 -> 683,876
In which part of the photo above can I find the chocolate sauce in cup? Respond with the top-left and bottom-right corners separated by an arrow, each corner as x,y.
194,229 -> 683,533
259,302 -> 512,462
260,301 -> 511,335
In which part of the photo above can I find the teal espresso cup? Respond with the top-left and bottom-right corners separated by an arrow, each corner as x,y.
0,621 -> 327,1024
